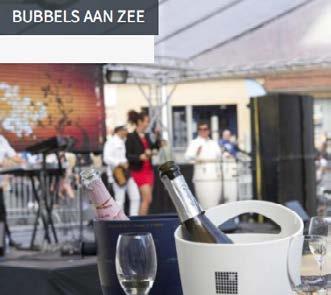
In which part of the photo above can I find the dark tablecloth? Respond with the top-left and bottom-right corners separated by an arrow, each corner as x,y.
0,254 -> 102,295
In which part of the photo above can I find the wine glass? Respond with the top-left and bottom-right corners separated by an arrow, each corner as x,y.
309,217 -> 331,287
116,232 -> 157,295
288,235 -> 327,294
309,217 -> 331,237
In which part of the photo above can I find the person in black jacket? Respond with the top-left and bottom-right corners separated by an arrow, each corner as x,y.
126,110 -> 159,215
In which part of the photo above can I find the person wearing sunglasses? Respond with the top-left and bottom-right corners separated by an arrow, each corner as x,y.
185,122 -> 222,209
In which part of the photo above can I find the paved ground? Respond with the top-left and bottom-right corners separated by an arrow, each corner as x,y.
11,224 -> 94,247
7,195 -> 95,249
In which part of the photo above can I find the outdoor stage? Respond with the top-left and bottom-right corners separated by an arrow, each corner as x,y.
0,250 -> 102,295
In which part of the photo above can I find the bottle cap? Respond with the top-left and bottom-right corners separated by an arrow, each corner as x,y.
80,168 -> 100,189
159,161 -> 181,180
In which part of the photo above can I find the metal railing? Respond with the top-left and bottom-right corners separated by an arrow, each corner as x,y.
2,161 -> 254,228
3,175 -> 82,228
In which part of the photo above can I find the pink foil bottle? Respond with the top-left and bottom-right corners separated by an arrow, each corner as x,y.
80,168 -> 129,221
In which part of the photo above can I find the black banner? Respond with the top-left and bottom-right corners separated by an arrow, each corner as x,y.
0,0 -> 158,35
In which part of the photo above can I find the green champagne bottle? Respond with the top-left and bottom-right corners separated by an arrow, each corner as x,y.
159,161 -> 233,244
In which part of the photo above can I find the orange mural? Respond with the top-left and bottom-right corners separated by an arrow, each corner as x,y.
0,64 -> 105,153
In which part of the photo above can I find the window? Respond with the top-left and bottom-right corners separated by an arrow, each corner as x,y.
172,106 -> 187,148
192,105 -> 237,140
171,104 -> 238,150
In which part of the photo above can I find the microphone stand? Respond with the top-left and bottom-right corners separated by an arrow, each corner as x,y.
221,143 -> 249,203
60,159 -> 85,256
76,164 -> 84,245
220,148 -> 226,204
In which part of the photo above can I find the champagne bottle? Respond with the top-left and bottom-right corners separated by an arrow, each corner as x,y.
159,161 -> 233,244
80,168 -> 129,221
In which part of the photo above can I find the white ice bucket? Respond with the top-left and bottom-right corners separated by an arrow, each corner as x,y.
174,200 -> 304,295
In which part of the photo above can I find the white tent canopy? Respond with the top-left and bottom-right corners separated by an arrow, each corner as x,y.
111,0 -> 331,83
190,0 -> 331,74
157,0 -> 308,60
109,0 -> 331,142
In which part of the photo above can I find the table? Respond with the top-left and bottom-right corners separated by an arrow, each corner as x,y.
0,251 -> 102,295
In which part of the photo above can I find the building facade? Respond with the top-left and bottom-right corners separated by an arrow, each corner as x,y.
104,79 -> 251,161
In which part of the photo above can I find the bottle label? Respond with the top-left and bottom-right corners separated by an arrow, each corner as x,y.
161,175 -> 202,222
84,178 -> 129,220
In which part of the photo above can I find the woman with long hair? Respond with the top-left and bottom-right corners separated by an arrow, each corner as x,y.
126,110 -> 159,215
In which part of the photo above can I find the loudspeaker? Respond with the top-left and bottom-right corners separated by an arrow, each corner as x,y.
251,93 -> 316,215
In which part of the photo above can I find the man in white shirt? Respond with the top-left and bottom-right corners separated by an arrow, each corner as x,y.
0,134 -> 24,247
103,126 -> 140,216
185,122 -> 222,209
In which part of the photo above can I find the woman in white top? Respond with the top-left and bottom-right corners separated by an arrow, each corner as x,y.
185,122 -> 222,209
103,126 -> 140,216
